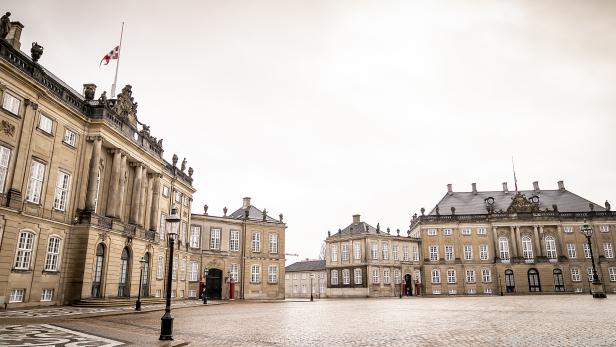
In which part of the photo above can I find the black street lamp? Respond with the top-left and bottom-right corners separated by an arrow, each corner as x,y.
160,206 -> 180,341
135,256 -> 146,311
203,267 -> 209,304
581,224 -> 607,299
310,273 -> 314,302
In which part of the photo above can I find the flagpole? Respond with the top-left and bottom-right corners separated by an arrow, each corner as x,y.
511,156 -> 518,192
111,22 -> 124,97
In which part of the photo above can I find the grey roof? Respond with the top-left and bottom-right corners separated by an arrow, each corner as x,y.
329,221 -> 399,238
228,205 -> 281,224
429,189 -> 606,216
285,260 -> 326,272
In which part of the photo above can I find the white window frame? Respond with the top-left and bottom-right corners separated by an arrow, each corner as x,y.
466,269 -> 476,283
210,228 -> 221,250
38,113 -> 53,134
583,244 -> 591,259
40,288 -> 54,301
268,265 -> 278,284
431,269 -> 441,284
429,245 -> 438,262
445,245 -> 454,261
2,91 -> 20,114
461,228 -> 471,235
477,227 -> 487,235
522,236 -> 534,259
341,243 -> 349,261
354,268 -> 362,284
464,245 -> 473,261
190,225 -> 201,248
53,171 -> 70,211
447,269 -> 456,284
427,228 -> 437,236
412,244 -> 419,261
251,264 -> 261,283
14,231 -> 35,270
252,232 -> 261,252
499,237 -> 510,260
63,128 -> 76,146
609,267 -> 616,282
383,269 -> 390,284
372,269 -> 380,284
567,243 -> 576,259
331,270 -> 339,285
331,244 -> 338,261
600,225 -> 610,233
179,258 -> 187,281
180,222 -> 187,243
269,233 -> 278,254
230,263 -> 239,282
189,261 -> 199,281
230,230 -> 240,251
443,228 -> 452,236
563,226 -> 573,233
545,236 -> 557,259
26,160 -> 45,204
392,244 -> 398,261
482,268 -> 491,283
171,256 -> 177,280
604,243 -> 614,259
342,269 -> 350,285
371,241 -> 378,260
394,269 -> 401,284
44,236 -> 61,271
162,185 -> 170,197
0,145 -> 12,193
353,242 -> 361,260
402,245 -> 409,261
479,244 -> 488,260
382,242 -> 389,260
9,289 -> 25,303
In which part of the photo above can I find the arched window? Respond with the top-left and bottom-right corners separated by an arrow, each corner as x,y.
44,236 -> 61,271
331,270 -> 338,285
528,268 -> 541,292
522,236 -> 534,260
505,269 -> 515,293
431,269 -> 441,283
118,247 -> 131,297
498,237 -> 510,260
92,244 -> 105,297
553,269 -> 565,292
342,269 -> 350,285
14,231 -> 35,270
545,236 -> 557,259
354,268 -> 362,284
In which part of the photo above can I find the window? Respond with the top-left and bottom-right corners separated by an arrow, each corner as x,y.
604,243 -> 614,258
445,245 -> 454,261
427,228 -> 437,236
230,230 -> 240,251
180,258 -> 186,281
412,245 -> 419,261
600,225 -> 610,233
371,242 -> 378,260
392,245 -> 399,260
320,283 -> 325,293
461,228 -> 471,235
269,233 -> 278,254
14,231 -> 34,269
26,160 -> 45,204
545,236 -> 557,259
159,214 -> 167,240
467,288 -> 476,295
44,236 -> 61,271
180,222 -> 187,244
9,289 -> 24,303
53,171 -> 70,211
443,228 -> 452,236
394,269 -> 401,284
480,244 -> 488,260
38,114 -> 53,133
382,242 -> 389,260
340,242 -> 349,262
477,227 -> 487,235
252,232 -> 261,252
268,265 -> 278,283
331,270 -> 338,285
583,244 -> 591,259
188,289 -> 196,298
156,289 -> 161,297
521,236 -> 533,259
563,226 -> 573,233
431,269 -> 441,283
174,191 -> 181,203
189,261 -> 199,281
171,256 -> 177,280
190,226 -> 201,248
355,269 -> 363,284
402,246 -> 409,261
448,289 -> 457,295
567,243 -> 577,259
2,92 -> 20,114
354,242 -> 361,260
571,268 -> 581,282
0,145 -> 11,193
447,269 -> 456,283
609,268 -> 616,282
587,268 -> 594,282
482,268 -> 491,283
342,269 -> 350,284
429,245 -> 438,261
498,237 -> 510,260
466,270 -> 476,283
464,245 -> 473,260
210,228 -> 221,250
230,264 -> 239,282
251,265 -> 260,283
372,269 -> 380,284
41,288 -> 53,301
383,269 -> 390,284
63,129 -> 76,146
162,185 -> 169,197
331,244 -> 338,261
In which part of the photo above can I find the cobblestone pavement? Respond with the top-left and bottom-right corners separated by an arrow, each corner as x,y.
3,295 -> 616,346
0,324 -> 125,346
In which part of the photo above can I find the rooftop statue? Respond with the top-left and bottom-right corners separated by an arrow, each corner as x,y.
0,12 -> 10,39
112,85 -> 138,128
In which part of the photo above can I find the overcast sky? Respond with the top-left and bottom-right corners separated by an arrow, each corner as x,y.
7,1 -> 616,262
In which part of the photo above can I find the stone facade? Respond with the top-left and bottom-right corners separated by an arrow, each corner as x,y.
285,260 -> 327,298
190,197 -> 286,300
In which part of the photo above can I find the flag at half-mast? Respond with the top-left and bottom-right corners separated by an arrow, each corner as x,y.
100,46 -> 119,67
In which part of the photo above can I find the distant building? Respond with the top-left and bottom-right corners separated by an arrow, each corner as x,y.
325,215 -> 422,297
410,181 -> 616,296
285,260 -> 326,298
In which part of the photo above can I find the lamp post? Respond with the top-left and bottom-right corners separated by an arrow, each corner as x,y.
581,224 -> 607,298
160,206 -> 180,341
203,267 -> 208,304
310,273 -> 314,302
136,256 -> 146,311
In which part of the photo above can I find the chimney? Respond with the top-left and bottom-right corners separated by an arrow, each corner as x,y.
557,180 -> 565,191
533,181 -> 540,193
447,184 -> 453,196
6,21 -> 24,50
352,214 -> 360,224
502,182 -> 509,194
472,183 -> 477,194
242,197 -> 251,208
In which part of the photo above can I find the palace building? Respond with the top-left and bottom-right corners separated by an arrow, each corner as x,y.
324,215 -> 422,297
409,181 -> 616,296
285,259 -> 326,299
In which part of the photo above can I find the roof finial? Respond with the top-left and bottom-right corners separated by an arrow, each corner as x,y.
262,208 -> 267,221
376,223 -> 380,233
223,206 -> 228,216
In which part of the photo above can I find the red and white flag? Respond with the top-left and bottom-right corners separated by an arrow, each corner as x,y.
99,46 -> 120,67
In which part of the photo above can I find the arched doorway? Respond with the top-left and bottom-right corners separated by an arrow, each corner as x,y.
142,253 -> 150,297
92,244 -> 105,298
505,269 -> 515,293
206,268 -> 223,299
553,269 -> 565,292
404,274 -> 412,296
118,247 -> 131,297
528,268 -> 541,292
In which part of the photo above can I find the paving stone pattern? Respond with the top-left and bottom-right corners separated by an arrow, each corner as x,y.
0,324 -> 124,346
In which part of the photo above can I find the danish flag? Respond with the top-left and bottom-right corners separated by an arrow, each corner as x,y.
100,45 -> 120,67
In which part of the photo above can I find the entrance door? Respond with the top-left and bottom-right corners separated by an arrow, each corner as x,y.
553,269 -> 565,292
206,268 -> 223,299
404,274 -> 412,296
505,269 -> 515,293
91,244 -> 105,298
528,268 -> 541,292
118,247 -> 131,297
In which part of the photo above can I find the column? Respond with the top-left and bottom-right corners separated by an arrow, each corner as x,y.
509,226 -> 518,257
117,153 -> 128,220
139,171 -> 149,227
533,225 -> 542,257
514,226 -> 521,258
492,227 -> 499,259
538,226 -> 546,257
105,149 -> 122,217
85,136 -> 103,212
129,163 -> 142,224
149,174 -> 161,231
6,98 -> 36,208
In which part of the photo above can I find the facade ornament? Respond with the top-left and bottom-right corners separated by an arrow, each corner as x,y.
589,203 -> 594,212
397,228 -> 400,236
203,204 -> 208,215
279,213 -> 283,222
507,192 -> 539,213
180,158 -> 187,172
83,83 -> 96,101
0,120 -> 15,136
420,207 -> 425,216
0,12 -> 10,39
111,85 -> 138,128
451,206 -> 456,215
262,208 -> 267,221
30,42 -> 44,63
606,200 -> 611,211
376,223 -> 380,233
387,227 -> 390,234
338,228 -> 341,234
157,138 -> 163,147
484,197 -> 495,213
172,154 -> 178,167
552,204 -> 559,212
413,213 -> 417,219
327,230 -> 331,237
244,209 -> 249,220
223,206 -> 228,216
435,205 -> 440,215
98,91 -> 107,104
188,167 -> 193,177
